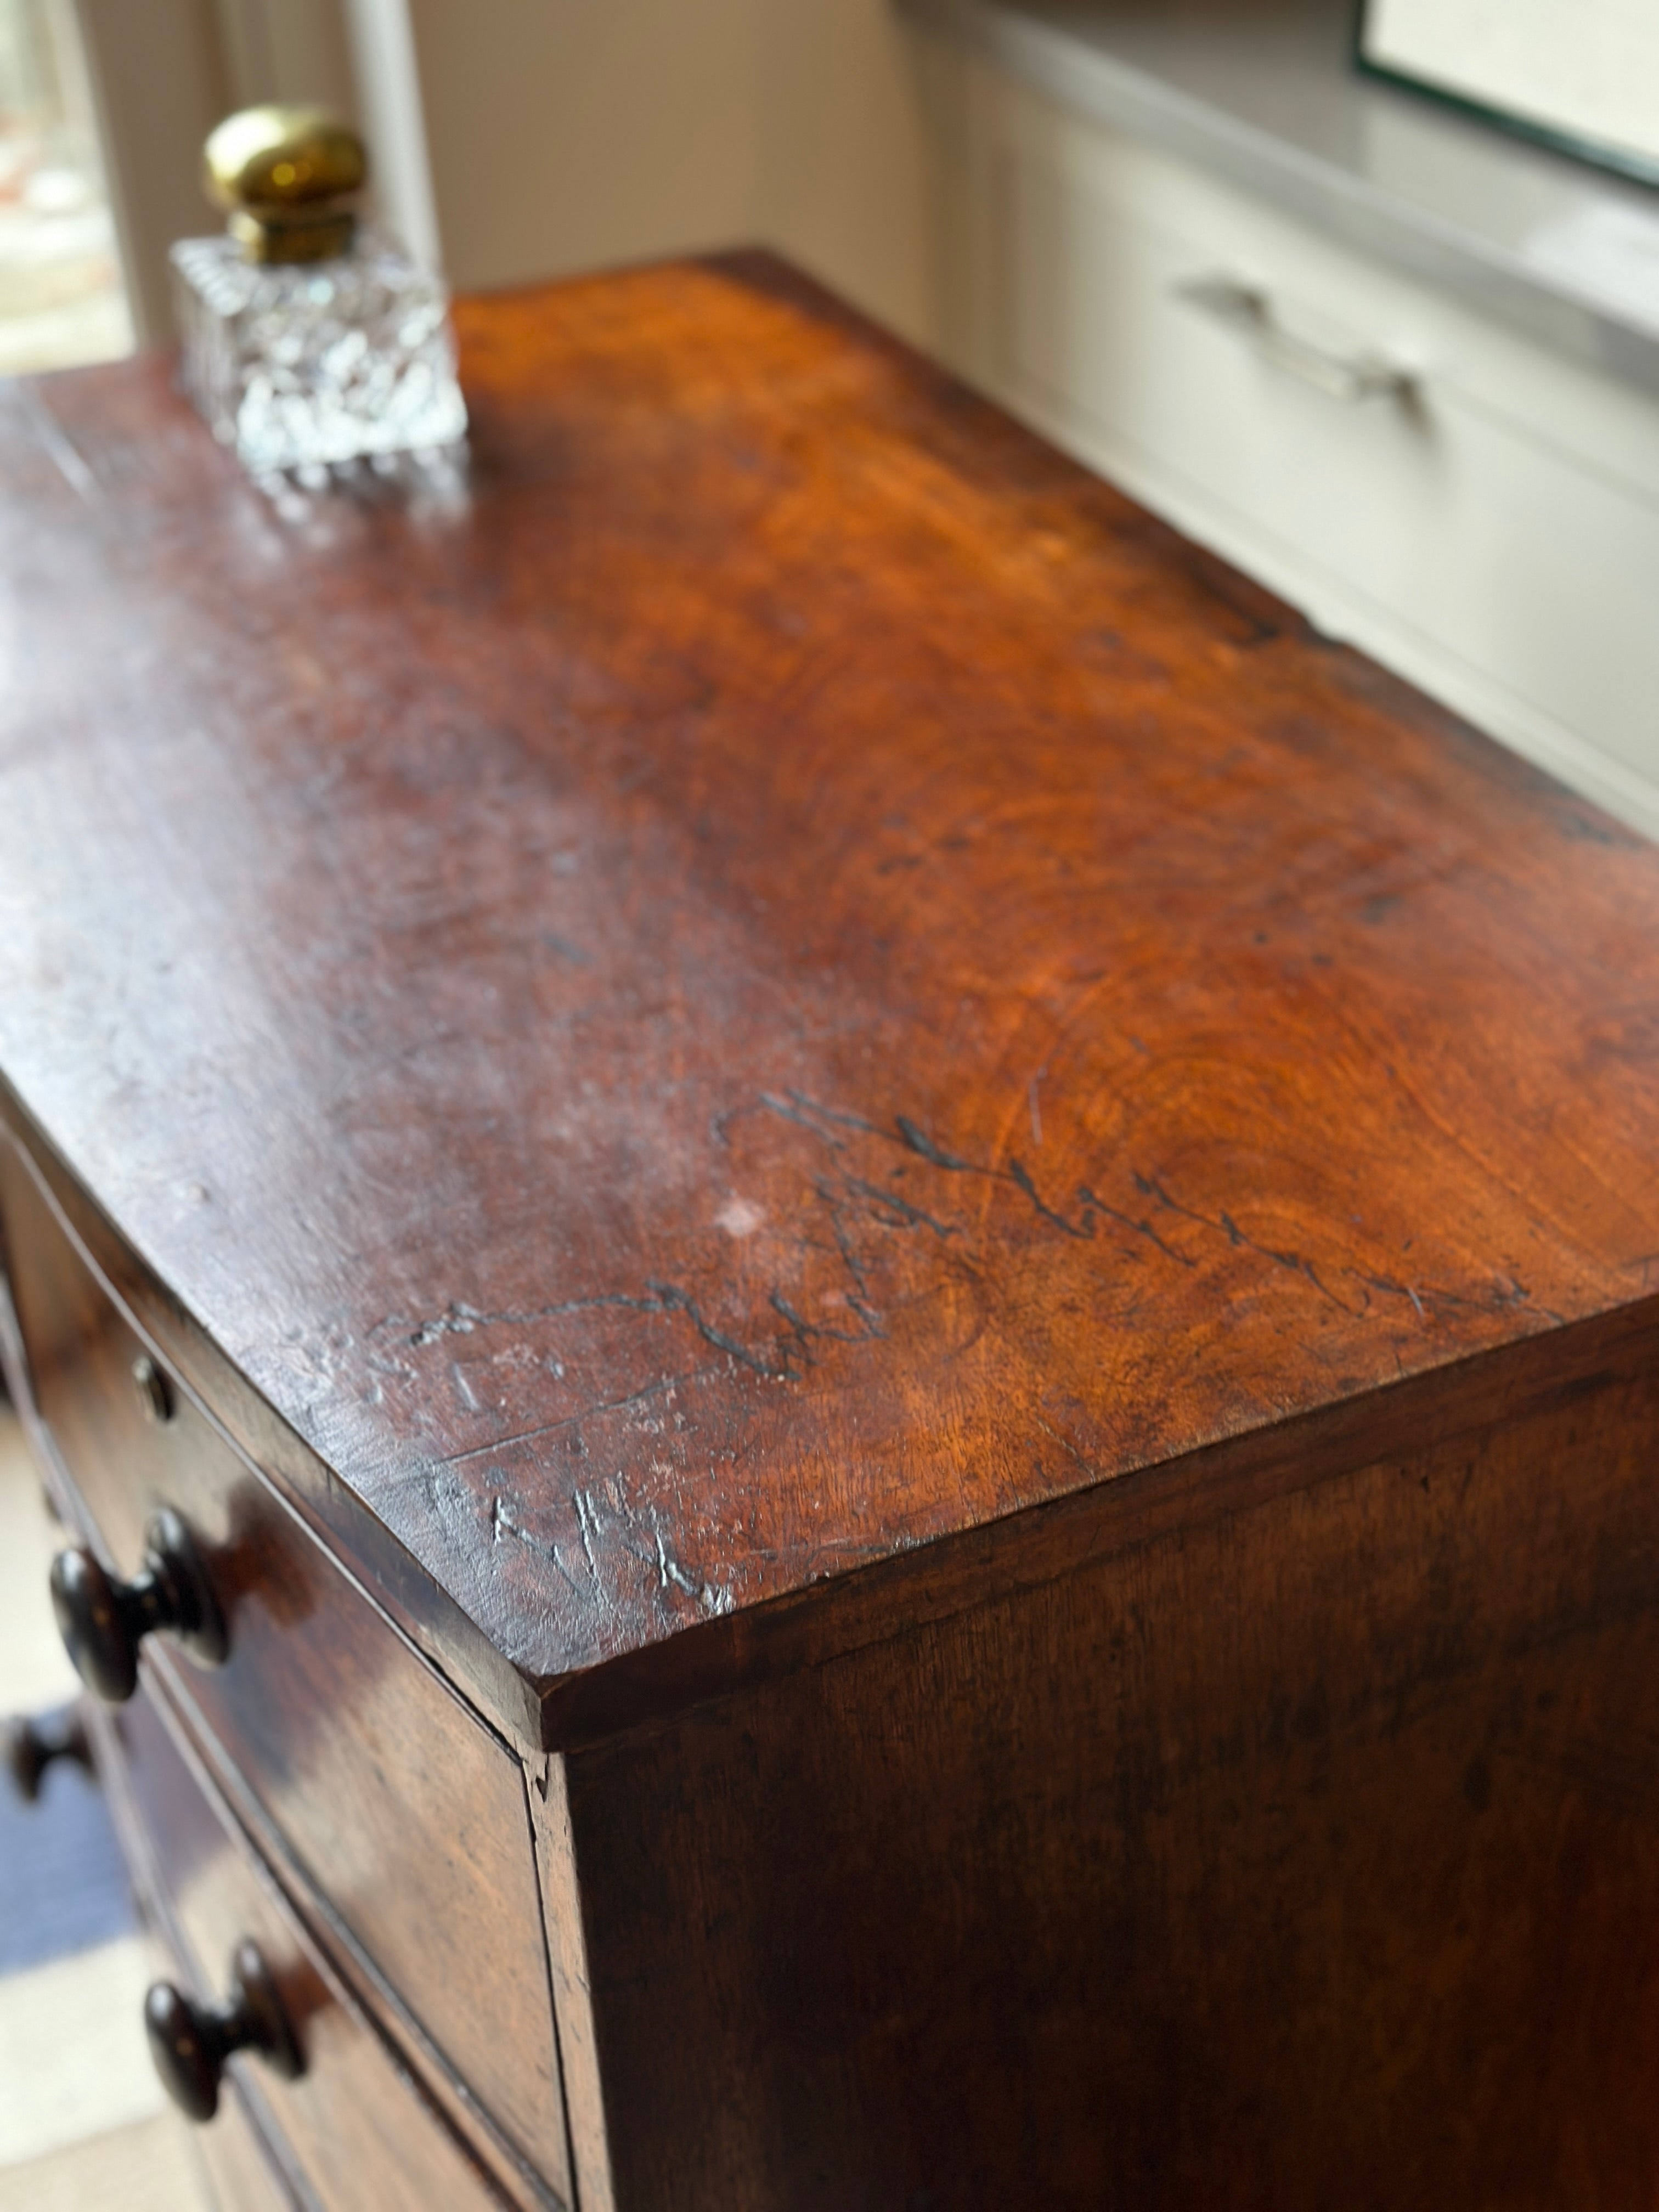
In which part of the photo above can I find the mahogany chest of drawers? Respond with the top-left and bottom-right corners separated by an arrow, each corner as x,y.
4,252 -> 1659,2210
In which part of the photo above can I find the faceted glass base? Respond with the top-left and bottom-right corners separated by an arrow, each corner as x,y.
170,229 -> 468,473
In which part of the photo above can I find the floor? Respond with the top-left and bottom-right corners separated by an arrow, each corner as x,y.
0,1401 -> 213,2210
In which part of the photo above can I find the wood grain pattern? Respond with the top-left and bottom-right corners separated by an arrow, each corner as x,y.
0,1131 -> 569,2198
561,1327 -> 1659,2210
529,1756 -> 616,2212
94,1673 -> 523,2212
4,254 -> 1659,1737
191,2079 -> 303,2212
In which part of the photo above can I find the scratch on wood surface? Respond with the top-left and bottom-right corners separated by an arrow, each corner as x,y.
21,385 -> 97,502
438,1370 -> 712,1469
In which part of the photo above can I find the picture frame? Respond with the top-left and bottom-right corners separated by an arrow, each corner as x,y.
1356,0 -> 1659,192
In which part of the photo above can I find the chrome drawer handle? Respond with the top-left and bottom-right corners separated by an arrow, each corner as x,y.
49,1507 -> 228,1703
146,1940 -> 304,2123
1175,274 -> 1416,404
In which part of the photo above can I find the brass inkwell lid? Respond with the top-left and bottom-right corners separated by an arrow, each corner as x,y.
204,105 -> 367,266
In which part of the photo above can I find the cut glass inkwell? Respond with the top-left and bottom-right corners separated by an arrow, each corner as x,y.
171,105 -> 467,474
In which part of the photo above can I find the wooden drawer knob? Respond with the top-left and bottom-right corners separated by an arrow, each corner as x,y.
145,1940 -> 304,2122
131,1353 -> 176,1425
49,1508 -> 228,1703
2,1703 -> 92,1802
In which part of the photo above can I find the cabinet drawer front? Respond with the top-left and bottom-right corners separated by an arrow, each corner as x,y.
194,2079 -> 303,2212
0,1128 -> 568,2199
105,1682 -> 511,2212
963,69 -> 1659,827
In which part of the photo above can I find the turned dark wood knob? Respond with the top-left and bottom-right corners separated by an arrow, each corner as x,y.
3,1703 -> 92,1802
49,1508 -> 227,1703
131,1352 -> 176,1425
145,1940 -> 303,2122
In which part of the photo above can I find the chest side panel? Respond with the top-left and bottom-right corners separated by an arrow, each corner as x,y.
562,1329 -> 1659,2209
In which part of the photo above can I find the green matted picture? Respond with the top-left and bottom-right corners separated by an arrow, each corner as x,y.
1357,0 -> 1659,190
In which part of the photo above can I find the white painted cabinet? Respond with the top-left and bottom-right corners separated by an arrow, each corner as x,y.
918,41 -> 1659,836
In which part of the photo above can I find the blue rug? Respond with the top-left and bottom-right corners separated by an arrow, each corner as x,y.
0,1707 -> 135,1973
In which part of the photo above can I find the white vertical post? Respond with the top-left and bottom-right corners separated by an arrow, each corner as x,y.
341,0 -> 442,270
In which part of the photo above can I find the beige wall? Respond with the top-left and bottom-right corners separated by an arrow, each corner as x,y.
75,0 -> 940,353
406,0 -> 763,294
752,0 -> 938,343
404,0 -> 939,345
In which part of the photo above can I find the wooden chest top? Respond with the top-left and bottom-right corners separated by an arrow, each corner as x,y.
4,252 -> 1658,1739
